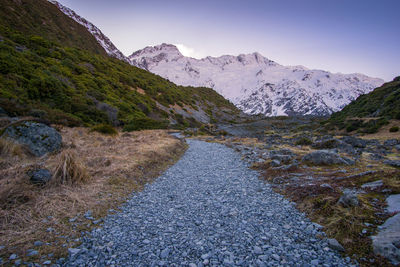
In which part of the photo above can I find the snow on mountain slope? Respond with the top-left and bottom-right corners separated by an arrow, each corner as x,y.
49,0 -> 129,62
129,44 -> 384,116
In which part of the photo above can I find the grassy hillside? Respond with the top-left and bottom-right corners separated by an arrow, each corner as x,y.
0,1 -> 239,130
328,77 -> 400,133
0,0 -> 107,56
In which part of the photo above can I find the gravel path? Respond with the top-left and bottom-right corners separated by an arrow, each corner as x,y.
66,139 -> 350,266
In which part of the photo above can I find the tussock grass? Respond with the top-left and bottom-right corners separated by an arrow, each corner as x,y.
0,138 -> 26,157
51,149 -> 90,186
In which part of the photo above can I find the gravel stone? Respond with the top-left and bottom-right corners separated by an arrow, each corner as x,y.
63,140 -> 348,266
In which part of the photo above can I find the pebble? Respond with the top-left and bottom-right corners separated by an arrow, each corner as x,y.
63,140 -> 348,266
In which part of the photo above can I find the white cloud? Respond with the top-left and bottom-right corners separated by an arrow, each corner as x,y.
175,44 -> 203,59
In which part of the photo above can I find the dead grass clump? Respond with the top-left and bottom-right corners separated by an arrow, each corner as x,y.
51,149 -> 90,186
0,180 -> 36,210
0,138 -> 26,157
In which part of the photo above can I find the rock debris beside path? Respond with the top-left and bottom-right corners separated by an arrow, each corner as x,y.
65,140 -> 350,266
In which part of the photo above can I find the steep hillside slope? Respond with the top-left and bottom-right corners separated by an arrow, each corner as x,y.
49,0 -> 129,62
328,76 -> 400,133
130,44 -> 384,117
0,1 -> 239,130
0,0 -> 107,56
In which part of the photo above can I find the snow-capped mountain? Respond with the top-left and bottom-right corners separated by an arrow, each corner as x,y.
49,0 -> 129,62
130,44 -> 384,116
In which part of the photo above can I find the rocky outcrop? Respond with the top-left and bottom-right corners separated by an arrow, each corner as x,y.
2,121 -> 62,157
302,150 -> 354,166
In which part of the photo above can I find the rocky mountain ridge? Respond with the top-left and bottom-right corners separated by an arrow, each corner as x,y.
49,0 -> 129,62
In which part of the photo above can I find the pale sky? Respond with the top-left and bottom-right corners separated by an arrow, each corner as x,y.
57,0 -> 400,81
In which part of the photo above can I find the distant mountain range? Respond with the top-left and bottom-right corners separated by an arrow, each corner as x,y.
52,1 -> 385,117
129,44 -> 384,117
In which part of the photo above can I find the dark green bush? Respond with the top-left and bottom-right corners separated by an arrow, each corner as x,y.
123,118 -> 168,132
295,137 -> 312,146
91,124 -> 118,135
389,126 -> 399,132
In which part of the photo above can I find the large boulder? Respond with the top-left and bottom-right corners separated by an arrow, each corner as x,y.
340,136 -> 367,148
372,213 -> 400,265
302,150 -> 355,166
2,121 -> 62,157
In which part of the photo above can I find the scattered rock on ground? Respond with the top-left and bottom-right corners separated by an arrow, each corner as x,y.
384,139 -> 399,147
2,121 -> 62,157
63,140 -> 348,266
384,160 -> 400,168
338,189 -> 359,207
302,150 -> 355,166
361,180 -> 383,190
340,136 -> 367,148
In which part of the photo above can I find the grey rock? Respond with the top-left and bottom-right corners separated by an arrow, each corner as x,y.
386,194 -> 400,213
27,249 -> 38,256
43,260 -> 51,265
384,139 -> 399,147
271,254 -> 280,261
395,145 -> 400,151
302,150 -> 354,166
327,238 -> 345,252
361,180 -> 383,190
271,154 -> 292,164
372,213 -> 400,265
68,248 -> 81,257
28,169 -> 52,184
270,159 -> 281,167
320,183 -> 334,190
34,241 -> 44,247
2,121 -> 62,157
253,246 -> 262,254
384,160 -> 400,168
338,189 -> 359,207
160,248 -> 170,259
340,136 -> 367,148
9,254 -> 18,260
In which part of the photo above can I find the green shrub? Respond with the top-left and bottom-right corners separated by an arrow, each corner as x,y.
389,126 -> 399,132
91,124 -> 118,135
123,118 -> 168,132
295,137 -> 312,146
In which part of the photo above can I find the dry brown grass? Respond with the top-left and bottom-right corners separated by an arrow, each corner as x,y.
50,149 -> 90,186
0,138 -> 26,158
0,127 -> 186,264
